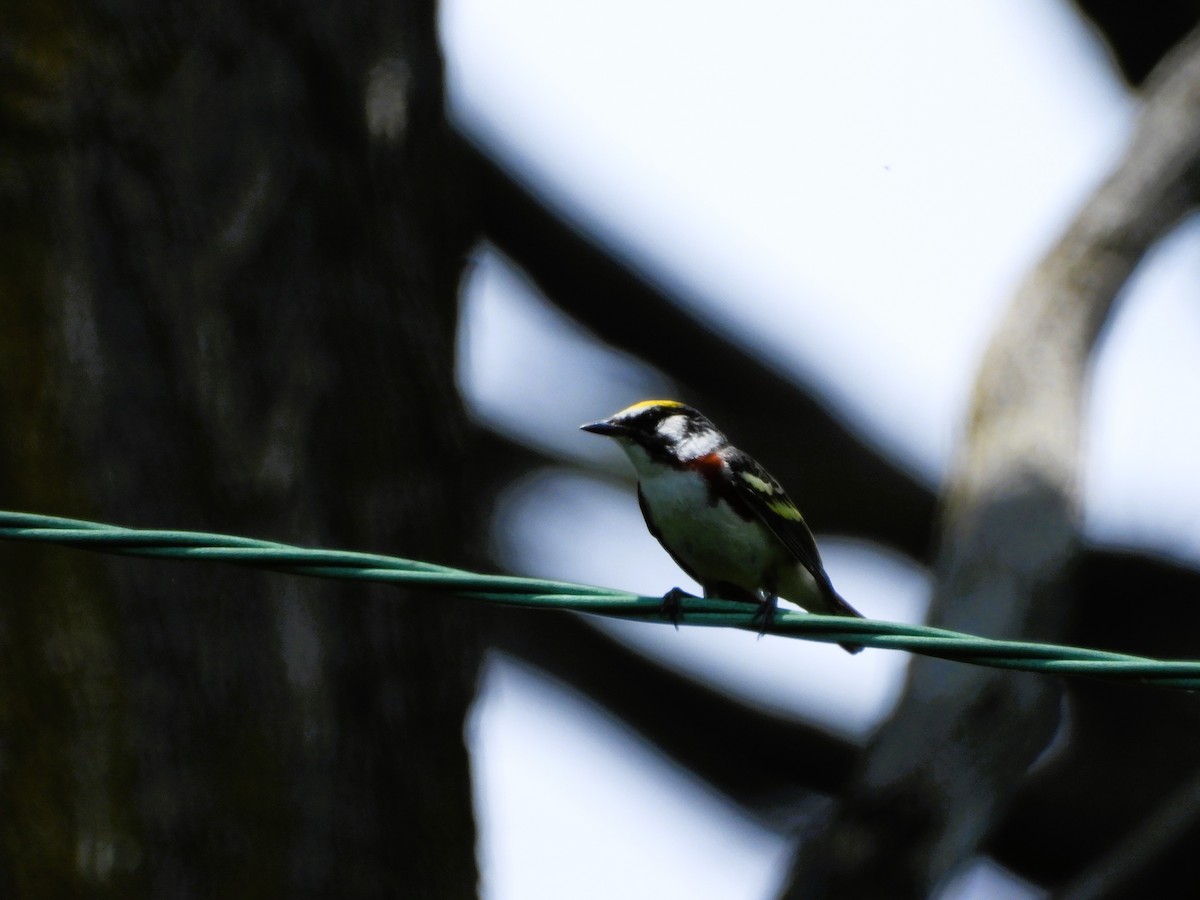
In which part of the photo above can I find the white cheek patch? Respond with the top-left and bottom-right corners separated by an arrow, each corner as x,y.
655,414 -> 721,459
679,432 -> 720,458
656,415 -> 687,442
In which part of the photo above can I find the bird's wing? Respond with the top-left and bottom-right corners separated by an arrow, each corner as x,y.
725,450 -> 831,590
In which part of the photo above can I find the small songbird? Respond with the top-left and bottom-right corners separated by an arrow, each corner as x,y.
581,400 -> 864,653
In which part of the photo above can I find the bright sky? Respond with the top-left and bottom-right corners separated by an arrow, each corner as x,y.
441,1 -> 1200,897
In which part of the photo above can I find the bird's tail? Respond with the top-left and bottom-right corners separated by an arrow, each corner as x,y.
816,577 -> 864,655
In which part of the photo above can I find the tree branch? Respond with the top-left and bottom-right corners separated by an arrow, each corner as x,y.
989,549 -> 1200,888
1057,765 -> 1200,899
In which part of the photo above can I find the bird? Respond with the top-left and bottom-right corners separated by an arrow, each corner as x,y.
581,400 -> 864,653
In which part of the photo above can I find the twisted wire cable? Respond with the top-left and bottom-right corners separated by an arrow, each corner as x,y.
1,510 -> 1196,689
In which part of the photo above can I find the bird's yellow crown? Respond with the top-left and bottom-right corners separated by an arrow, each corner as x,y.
616,399 -> 685,417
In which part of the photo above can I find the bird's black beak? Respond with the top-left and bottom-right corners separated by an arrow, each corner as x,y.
580,419 -> 628,437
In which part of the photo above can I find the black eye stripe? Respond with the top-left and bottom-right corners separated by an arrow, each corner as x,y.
615,404 -> 723,455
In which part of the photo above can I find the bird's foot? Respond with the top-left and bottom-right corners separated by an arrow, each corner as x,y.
751,595 -> 779,638
660,587 -> 695,629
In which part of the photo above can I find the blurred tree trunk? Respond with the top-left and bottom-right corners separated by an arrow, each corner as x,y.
2,2 -> 482,896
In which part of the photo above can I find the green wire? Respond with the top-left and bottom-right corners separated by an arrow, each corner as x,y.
1,510 -> 1196,689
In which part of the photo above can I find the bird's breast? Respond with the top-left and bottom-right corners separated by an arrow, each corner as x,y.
639,467 -> 776,589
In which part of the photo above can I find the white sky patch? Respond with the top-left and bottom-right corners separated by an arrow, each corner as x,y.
937,858 -> 1048,900
1083,214 -> 1200,566
470,654 -> 793,900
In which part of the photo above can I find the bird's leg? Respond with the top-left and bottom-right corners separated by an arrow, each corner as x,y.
751,592 -> 779,637
660,587 -> 695,629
